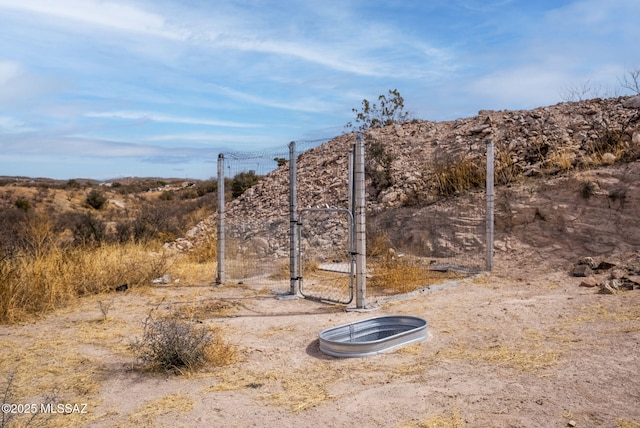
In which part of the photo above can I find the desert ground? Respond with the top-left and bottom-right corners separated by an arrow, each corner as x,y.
1,246 -> 639,428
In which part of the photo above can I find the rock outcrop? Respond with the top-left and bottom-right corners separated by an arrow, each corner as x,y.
175,95 -> 640,264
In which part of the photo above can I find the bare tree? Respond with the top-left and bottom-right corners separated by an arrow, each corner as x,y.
560,79 -> 619,102
619,67 -> 640,94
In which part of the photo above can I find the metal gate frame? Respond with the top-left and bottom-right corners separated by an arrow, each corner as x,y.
297,207 -> 355,304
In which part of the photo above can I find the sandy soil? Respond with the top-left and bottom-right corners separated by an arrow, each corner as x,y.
1,252 -> 639,428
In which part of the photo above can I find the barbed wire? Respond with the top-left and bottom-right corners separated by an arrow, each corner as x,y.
221,137 -> 336,176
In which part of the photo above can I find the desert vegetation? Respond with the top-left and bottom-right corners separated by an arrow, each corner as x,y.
130,312 -> 237,374
0,178 -> 222,324
0,90 -> 639,426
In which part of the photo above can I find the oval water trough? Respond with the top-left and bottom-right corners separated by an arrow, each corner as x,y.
319,315 -> 428,358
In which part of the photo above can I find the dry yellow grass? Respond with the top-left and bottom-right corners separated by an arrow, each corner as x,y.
548,150 -> 575,171
618,419 -> 640,428
263,363 -> 337,412
203,369 -> 279,392
438,341 -> 561,374
206,363 -> 339,413
174,298 -> 240,320
568,302 -> 640,325
205,327 -> 239,368
0,238 -> 169,323
167,258 -> 217,285
369,260 -> 461,295
432,156 -> 486,196
398,407 -> 465,428
127,393 -> 195,426
259,325 -> 297,338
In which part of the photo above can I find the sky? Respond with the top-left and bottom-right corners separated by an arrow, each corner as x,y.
0,0 -> 639,180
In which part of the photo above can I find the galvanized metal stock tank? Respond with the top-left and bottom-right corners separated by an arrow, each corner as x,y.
318,315 -> 428,358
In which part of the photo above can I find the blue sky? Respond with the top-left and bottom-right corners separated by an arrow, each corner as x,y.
0,0 -> 638,180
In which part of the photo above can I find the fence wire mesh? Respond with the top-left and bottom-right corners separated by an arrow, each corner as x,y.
298,208 -> 354,304
219,135 -> 490,304
220,139 -> 330,293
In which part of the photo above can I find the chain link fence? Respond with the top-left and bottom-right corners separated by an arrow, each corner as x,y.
216,136 -> 493,306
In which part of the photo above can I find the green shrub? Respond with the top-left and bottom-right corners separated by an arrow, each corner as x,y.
14,198 -> 31,211
72,213 -> 106,245
232,171 -> 261,198
159,191 -> 174,201
86,189 -> 107,209
581,181 -> 597,199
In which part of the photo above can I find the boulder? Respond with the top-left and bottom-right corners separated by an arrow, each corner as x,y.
622,95 -> 640,108
579,277 -> 598,287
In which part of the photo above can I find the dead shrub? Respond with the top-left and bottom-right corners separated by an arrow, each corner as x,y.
130,315 -> 235,374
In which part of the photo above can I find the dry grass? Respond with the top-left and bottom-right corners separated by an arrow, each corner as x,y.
204,369 -> 278,392
185,233 -> 217,264
618,419 -> 640,428
432,156 -> 486,196
269,259 -> 291,280
369,260 -> 461,294
174,299 -> 240,320
167,258 -> 217,286
367,231 -> 464,295
0,212 -> 170,324
548,150 -> 575,171
259,325 -> 297,338
262,363 -> 337,412
0,337 -> 104,408
206,363 -> 338,413
204,328 -> 239,368
438,342 -> 561,374
398,407 -> 465,428
494,148 -> 522,185
571,302 -> 640,324
127,393 -> 195,427
0,207 -> 228,323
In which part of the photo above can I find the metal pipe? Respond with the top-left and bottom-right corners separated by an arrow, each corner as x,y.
485,140 -> 494,271
216,153 -> 225,284
354,134 -> 367,308
289,141 -> 299,295
348,143 -> 354,214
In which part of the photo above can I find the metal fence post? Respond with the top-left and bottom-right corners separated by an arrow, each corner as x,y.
354,134 -> 367,308
485,140 -> 494,271
348,143 -> 354,213
289,141 -> 299,295
216,153 -> 225,284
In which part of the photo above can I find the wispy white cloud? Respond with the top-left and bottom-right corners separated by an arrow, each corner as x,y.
0,116 -> 35,133
209,85 -> 333,113
0,60 -> 62,104
143,133 -> 276,144
0,0 -> 637,179
0,60 -> 22,84
85,111 -> 262,128
0,0 -> 185,39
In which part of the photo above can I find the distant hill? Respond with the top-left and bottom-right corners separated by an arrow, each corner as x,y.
181,95 -> 640,265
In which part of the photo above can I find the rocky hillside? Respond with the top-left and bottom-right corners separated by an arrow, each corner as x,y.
179,95 -> 640,265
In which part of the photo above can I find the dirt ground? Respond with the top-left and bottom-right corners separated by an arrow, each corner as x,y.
1,250 -> 639,428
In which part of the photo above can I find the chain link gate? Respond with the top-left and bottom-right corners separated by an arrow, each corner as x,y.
297,207 -> 355,304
